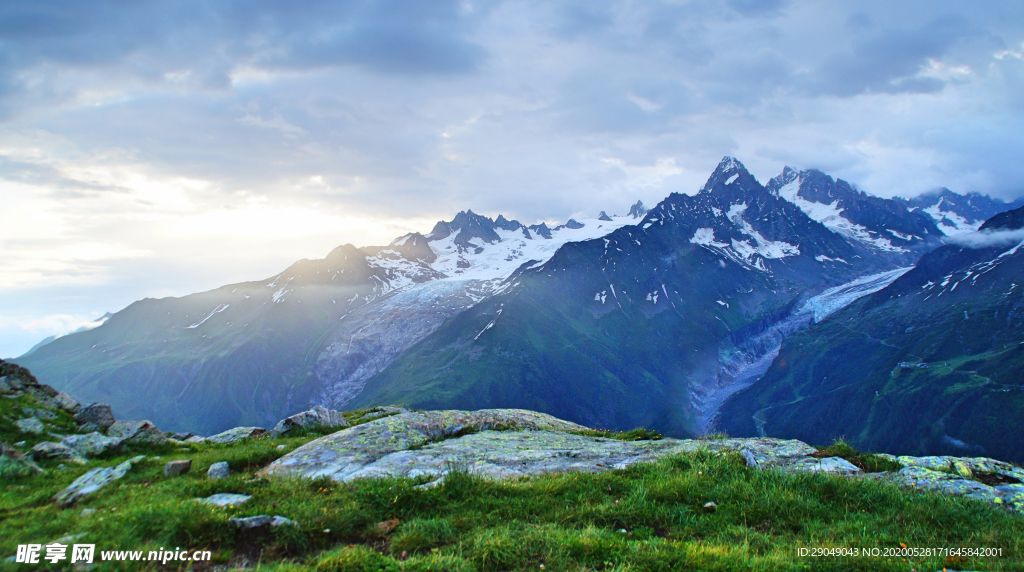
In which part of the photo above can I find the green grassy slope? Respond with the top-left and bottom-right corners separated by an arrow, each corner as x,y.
3,433 -> 1022,571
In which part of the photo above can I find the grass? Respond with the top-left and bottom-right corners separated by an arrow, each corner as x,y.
2,433 -> 1022,571
813,439 -> 904,473
569,428 -> 663,441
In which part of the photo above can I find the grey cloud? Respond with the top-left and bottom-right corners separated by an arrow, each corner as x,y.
0,155 -> 128,196
553,2 -> 615,39
802,15 -> 972,96
726,0 -> 789,18
0,0 -> 491,116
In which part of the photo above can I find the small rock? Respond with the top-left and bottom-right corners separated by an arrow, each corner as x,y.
108,420 -> 168,445
53,391 -> 80,413
207,427 -> 268,444
185,436 -> 208,444
172,432 -> 194,441
195,493 -> 250,507
376,519 -> 401,535
74,403 -> 115,432
739,448 -> 759,468
272,406 -> 350,437
230,515 -> 272,529
276,444 -> 287,451
164,459 -> 192,476
62,432 -> 124,458
16,417 -> 46,434
703,501 -> 717,510
53,457 -> 141,505
270,515 -> 299,527
207,462 -> 230,480
13,441 -> 26,447
80,508 -> 97,517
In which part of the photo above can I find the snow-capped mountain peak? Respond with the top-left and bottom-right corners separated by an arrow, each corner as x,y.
903,188 -> 1024,236
766,166 -> 943,255
701,156 -> 757,193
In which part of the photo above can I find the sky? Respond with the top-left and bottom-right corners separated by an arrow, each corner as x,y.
1,0 -> 1023,357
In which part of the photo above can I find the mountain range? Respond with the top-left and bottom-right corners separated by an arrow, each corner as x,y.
15,158 -> 1024,460
719,203 -> 1024,462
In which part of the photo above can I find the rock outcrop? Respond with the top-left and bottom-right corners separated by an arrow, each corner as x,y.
74,403 -> 115,432
259,408 -> 1024,514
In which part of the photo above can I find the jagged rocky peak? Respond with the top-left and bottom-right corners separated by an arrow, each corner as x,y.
426,209 -> 502,246
597,211 -> 613,221
627,201 -> 649,219
902,187 -> 1024,236
528,222 -> 553,239
554,219 -> 585,230
494,214 -> 524,231
700,156 -> 758,194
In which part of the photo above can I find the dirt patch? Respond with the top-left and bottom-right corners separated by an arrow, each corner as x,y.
974,472 -> 1021,486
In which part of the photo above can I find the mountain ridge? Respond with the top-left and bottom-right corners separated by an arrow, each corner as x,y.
15,157 -> 1023,441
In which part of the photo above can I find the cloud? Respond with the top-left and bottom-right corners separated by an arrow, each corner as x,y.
2,0 -> 1024,357
20,314 -> 106,338
946,228 -> 1024,249
801,15 -> 972,96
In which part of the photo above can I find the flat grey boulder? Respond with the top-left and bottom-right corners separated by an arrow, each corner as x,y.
272,406 -> 350,436
62,432 -> 124,457
108,420 -> 168,445
31,441 -> 86,464
53,456 -> 145,506
15,417 -> 46,434
195,493 -> 250,507
229,515 -> 299,529
74,403 -> 115,432
207,427 -> 268,444
787,456 -> 862,475
230,515 -> 272,529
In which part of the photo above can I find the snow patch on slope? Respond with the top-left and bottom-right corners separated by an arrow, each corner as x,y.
777,180 -> 908,253
425,215 -> 635,282
923,199 -> 983,236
